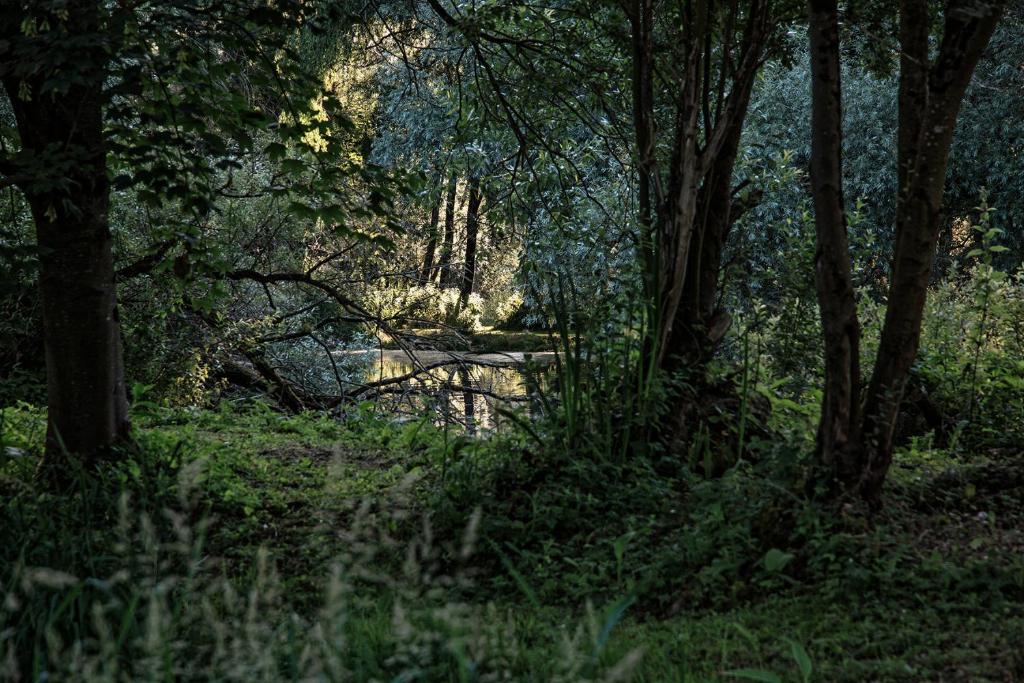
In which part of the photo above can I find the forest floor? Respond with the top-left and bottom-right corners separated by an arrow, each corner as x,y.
3,404 -> 1024,681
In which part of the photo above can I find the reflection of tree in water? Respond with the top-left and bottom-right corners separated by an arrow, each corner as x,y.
355,351 -> 554,433
458,367 -> 475,436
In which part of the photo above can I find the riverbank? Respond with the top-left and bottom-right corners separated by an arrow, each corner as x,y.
380,327 -> 555,353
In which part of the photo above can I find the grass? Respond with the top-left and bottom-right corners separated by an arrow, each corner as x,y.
2,402 -> 1023,681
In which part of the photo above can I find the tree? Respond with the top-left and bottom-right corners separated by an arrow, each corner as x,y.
459,176 -> 482,307
1,0 -> 368,466
860,0 -> 1005,501
437,175 -> 459,286
424,0 -> 797,441
807,0 -> 860,484
808,0 -> 1006,502
420,188 -> 443,282
1,0 -> 129,462
626,0 -> 796,442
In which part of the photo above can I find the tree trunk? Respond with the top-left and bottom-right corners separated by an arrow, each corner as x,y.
804,0 -> 1005,503
634,0 -> 771,450
628,0 -> 770,376
807,0 -> 861,485
668,67 -> 760,374
436,175 -> 458,286
420,190 -> 442,283
3,0 -> 131,466
459,177 -> 482,308
857,0 -> 1004,503
458,366 -> 476,437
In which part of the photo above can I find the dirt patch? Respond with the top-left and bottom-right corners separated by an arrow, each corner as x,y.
260,444 -> 337,465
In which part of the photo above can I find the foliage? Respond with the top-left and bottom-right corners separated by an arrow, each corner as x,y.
0,445 -> 641,681
912,205 -> 1024,451
2,0 -> 1024,679
364,280 -> 484,331
4,404 -> 1023,680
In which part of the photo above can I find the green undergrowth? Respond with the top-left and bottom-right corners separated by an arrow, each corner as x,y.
2,402 -> 1023,680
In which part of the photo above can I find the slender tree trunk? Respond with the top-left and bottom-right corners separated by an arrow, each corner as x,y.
3,0 -> 130,466
655,89 -> 703,366
420,190 -> 442,283
629,0 -> 658,316
459,177 -> 482,308
807,0 -> 861,485
804,0 -> 1004,503
436,175 -> 458,286
857,0 -> 1004,503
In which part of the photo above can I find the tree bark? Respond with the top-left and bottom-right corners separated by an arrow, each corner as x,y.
435,175 -> 458,286
631,0 -> 771,450
807,0 -> 861,484
804,0 -> 1005,503
420,187 -> 442,283
458,366 -> 476,437
857,0 -> 1004,503
629,0 -> 771,375
459,176 -> 482,307
2,0 -> 131,466
669,53 -> 761,373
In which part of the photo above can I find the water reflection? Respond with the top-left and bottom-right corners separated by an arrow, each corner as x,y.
352,350 -> 556,433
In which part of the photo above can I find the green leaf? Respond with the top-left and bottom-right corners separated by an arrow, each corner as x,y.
595,595 -> 635,655
280,158 -> 306,175
785,638 -> 813,682
763,548 -> 794,573
730,622 -> 759,649
488,540 -> 540,610
286,201 -> 317,219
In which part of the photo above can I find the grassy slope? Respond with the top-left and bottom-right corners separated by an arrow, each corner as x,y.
3,405 -> 1023,680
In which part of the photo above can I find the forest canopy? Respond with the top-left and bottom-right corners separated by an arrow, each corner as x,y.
2,0 -> 1023,680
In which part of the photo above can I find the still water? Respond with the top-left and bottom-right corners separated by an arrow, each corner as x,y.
351,350 -> 557,433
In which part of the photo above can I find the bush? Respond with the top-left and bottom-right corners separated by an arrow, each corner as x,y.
362,281 -> 484,331
911,215 -> 1024,451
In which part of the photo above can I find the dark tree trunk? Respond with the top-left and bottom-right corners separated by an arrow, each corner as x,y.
668,73 -> 758,374
420,190 -> 442,283
629,0 -> 772,448
626,0 -> 771,377
656,1 -> 770,373
807,0 -> 861,485
857,0 -> 1004,503
459,177 -> 482,307
804,0 -> 1005,503
436,175 -> 458,286
2,0 -> 131,466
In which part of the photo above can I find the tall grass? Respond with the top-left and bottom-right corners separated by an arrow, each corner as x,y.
0,446 -> 641,682
531,262 -> 666,465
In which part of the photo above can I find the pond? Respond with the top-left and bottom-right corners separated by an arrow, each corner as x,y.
347,350 -> 559,434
